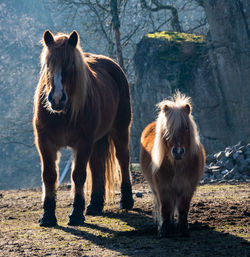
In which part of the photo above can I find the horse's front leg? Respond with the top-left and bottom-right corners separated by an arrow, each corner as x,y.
68,144 -> 92,226
38,142 -> 59,227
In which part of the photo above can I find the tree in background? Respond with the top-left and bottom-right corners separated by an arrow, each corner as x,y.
54,0 -> 207,77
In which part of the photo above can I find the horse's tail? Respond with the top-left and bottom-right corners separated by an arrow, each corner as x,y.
104,135 -> 120,200
85,134 -> 120,201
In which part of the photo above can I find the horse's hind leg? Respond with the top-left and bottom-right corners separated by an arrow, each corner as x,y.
86,139 -> 106,215
112,129 -> 134,210
38,143 -> 59,227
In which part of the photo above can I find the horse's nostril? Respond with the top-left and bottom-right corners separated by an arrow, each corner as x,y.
61,91 -> 66,102
172,148 -> 178,154
48,91 -> 53,103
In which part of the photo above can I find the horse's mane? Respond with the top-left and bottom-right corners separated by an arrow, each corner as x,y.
39,32 -> 89,123
151,92 -> 201,173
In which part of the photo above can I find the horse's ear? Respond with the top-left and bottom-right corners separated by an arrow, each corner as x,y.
68,31 -> 78,48
43,30 -> 54,47
184,103 -> 192,115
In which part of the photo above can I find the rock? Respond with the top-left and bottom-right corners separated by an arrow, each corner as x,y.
132,0 -> 250,161
225,150 -> 234,158
221,170 -> 228,175
135,192 -> 143,198
223,171 -> 234,180
224,160 -> 234,171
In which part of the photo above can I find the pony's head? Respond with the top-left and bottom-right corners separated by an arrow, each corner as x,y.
40,30 -> 88,120
153,92 -> 200,165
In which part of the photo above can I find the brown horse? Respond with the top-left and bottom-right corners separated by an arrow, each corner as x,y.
140,92 -> 205,237
33,30 -> 134,227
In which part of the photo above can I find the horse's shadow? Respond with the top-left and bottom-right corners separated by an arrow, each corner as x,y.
55,208 -> 249,257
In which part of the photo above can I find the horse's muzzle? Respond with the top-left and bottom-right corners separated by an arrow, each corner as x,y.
172,147 -> 185,160
48,91 -> 67,112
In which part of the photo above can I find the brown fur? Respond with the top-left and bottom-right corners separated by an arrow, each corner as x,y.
33,31 -> 133,226
140,92 -> 205,237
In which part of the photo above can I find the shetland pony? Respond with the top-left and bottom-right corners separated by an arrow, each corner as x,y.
33,30 -> 134,227
140,92 -> 205,237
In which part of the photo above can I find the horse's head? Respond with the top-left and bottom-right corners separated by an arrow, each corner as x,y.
41,30 -> 79,113
159,94 -> 193,161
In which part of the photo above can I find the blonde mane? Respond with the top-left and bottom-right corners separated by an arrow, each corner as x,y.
151,92 -> 200,173
40,32 -> 89,123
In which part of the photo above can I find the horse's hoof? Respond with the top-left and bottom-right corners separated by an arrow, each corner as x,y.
120,183 -> 134,210
68,215 -> 85,226
119,197 -> 134,210
86,204 -> 103,216
39,216 -> 57,227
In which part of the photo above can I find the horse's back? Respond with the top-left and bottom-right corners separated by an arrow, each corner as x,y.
84,53 -> 131,129
140,121 -> 156,183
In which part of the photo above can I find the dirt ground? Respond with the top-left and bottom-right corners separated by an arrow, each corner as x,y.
0,171 -> 249,257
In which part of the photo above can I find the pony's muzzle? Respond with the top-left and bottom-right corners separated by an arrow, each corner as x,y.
172,147 -> 185,160
48,90 -> 67,112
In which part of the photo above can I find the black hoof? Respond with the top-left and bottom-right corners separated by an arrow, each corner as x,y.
68,215 -> 85,226
39,215 -> 57,227
119,183 -> 134,210
177,222 -> 189,237
119,198 -> 134,210
86,204 -> 103,216
86,192 -> 104,216
159,220 -> 175,238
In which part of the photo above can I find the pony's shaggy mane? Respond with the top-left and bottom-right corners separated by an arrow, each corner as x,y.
151,92 -> 201,173
39,32 -> 89,123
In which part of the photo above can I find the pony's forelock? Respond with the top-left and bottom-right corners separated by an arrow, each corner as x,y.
151,92 -> 201,173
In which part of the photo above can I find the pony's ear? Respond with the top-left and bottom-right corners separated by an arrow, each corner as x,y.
43,30 -> 54,47
184,103 -> 192,115
163,104 -> 170,113
68,30 -> 78,48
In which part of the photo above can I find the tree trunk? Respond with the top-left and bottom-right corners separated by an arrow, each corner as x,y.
110,0 -> 124,69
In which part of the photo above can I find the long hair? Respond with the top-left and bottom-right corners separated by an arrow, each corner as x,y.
151,91 -> 201,173
39,32 -> 89,123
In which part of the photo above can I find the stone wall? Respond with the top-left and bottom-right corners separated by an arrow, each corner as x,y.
131,0 -> 250,161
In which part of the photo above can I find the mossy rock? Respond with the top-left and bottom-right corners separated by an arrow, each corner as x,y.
146,31 -> 205,43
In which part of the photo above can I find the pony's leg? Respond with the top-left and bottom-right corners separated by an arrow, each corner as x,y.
86,140 -> 106,215
156,189 -> 175,237
112,129 -> 134,210
176,194 -> 193,237
39,144 -> 59,227
68,145 -> 92,226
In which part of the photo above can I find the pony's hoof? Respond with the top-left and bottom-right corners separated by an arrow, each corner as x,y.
159,221 -> 175,238
177,223 -> 190,237
39,216 -> 57,227
68,215 -> 85,226
86,204 -> 103,216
